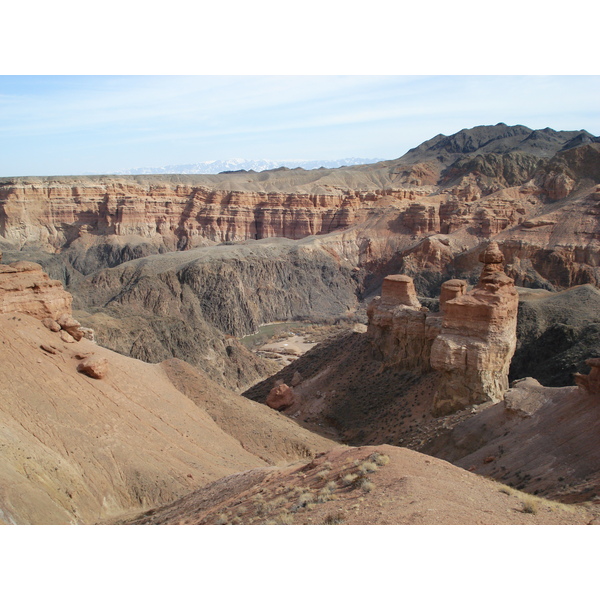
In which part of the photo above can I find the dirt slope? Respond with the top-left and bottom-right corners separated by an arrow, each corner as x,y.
0,313 -> 334,524
424,378 -> 600,503
121,445 -> 598,525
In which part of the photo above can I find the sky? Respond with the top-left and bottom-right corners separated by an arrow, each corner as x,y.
0,75 -> 599,176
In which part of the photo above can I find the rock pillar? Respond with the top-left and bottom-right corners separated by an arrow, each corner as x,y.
430,242 -> 519,415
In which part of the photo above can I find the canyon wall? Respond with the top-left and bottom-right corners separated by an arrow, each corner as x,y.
0,179 -> 421,250
1,144 -> 599,295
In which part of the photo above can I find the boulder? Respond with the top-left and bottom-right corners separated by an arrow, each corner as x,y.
57,313 -> 84,341
42,318 -> 61,332
77,356 -> 109,379
266,383 -> 295,411
60,330 -> 76,344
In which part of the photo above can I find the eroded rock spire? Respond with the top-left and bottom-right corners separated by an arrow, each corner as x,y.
430,242 -> 519,414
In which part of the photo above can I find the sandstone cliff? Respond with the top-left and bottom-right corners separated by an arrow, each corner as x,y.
0,259 -> 72,320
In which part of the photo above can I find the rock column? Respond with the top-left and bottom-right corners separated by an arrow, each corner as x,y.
430,242 -> 519,415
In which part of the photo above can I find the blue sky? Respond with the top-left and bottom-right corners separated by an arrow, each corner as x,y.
0,75 -> 598,176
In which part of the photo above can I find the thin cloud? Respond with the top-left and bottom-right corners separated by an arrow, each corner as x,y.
0,75 -> 598,176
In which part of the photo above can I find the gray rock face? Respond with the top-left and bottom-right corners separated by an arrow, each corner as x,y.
510,284 -> 600,386
72,238 -> 361,391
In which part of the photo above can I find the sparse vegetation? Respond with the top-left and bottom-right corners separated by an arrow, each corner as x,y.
342,473 -> 359,486
324,512 -> 346,525
522,499 -> 538,514
358,461 -> 378,474
370,452 -> 390,466
359,477 -> 375,493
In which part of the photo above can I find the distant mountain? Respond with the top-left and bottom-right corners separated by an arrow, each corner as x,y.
401,123 -> 598,164
109,157 -> 385,176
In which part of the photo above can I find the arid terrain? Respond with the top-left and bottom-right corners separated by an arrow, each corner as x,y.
1,123 -> 600,525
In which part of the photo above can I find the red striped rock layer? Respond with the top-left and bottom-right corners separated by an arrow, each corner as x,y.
0,181 -> 421,250
0,260 -> 72,320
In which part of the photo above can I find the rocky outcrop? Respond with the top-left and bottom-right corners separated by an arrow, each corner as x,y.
439,279 -> 467,311
367,276 -> 441,373
430,242 -> 519,414
366,242 -> 518,415
0,260 -> 72,320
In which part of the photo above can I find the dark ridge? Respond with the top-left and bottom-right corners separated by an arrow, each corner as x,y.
510,285 -> 600,386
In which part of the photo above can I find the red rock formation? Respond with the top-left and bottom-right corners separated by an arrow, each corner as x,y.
430,242 -> 519,414
380,274 -> 421,309
0,261 -> 72,320
366,243 -> 518,414
266,383 -> 295,411
367,275 -> 441,372
439,279 -> 467,312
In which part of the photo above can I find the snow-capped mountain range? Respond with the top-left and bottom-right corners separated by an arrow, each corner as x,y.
107,157 -> 384,175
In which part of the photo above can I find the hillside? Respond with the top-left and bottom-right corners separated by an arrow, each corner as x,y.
0,262 -> 335,524
120,445 -> 599,525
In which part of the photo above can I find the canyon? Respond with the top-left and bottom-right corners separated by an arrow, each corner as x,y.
2,123 -> 600,525
2,124 -> 598,393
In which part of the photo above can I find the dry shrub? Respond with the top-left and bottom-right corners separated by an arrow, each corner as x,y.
360,478 -> 375,493
522,499 -> 538,514
324,512 -> 346,525
373,454 -> 390,466
358,461 -> 378,474
342,473 -> 359,486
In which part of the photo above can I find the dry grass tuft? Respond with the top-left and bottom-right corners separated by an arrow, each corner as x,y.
521,499 -> 538,514
372,453 -> 390,466
360,478 -> 375,493
342,473 -> 359,486
358,461 -> 378,474
323,511 -> 346,525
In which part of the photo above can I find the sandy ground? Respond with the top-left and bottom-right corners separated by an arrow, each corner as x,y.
257,335 -> 318,367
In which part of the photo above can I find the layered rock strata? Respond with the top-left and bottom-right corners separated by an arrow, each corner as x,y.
367,281 -> 441,373
0,259 -> 72,320
430,242 -> 519,414
366,242 -> 518,414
